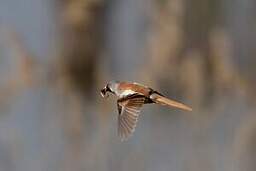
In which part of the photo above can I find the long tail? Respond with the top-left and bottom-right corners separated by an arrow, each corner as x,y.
150,93 -> 192,111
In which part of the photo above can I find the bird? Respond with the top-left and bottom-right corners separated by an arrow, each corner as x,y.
100,81 -> 192,141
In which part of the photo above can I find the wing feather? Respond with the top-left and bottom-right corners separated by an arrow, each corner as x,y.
117,95 -> 145,141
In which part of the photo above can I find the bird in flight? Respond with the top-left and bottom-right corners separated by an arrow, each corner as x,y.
101,81 -> 192,141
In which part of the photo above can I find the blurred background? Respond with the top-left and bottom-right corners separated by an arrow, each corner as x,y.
0,0 -> 256,170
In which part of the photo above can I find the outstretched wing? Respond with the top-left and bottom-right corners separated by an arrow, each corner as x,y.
117,94 -> 145,141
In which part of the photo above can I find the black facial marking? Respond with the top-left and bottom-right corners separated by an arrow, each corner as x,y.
106,85 -> 112,93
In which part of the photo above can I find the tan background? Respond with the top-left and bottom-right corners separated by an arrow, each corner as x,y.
0,0 -> 256,170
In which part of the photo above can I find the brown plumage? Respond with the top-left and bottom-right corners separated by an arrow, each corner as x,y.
101,81 -> 192,141
149,93 -> 192,111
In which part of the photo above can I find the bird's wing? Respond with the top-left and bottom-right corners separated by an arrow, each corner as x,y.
117,94 -> 145,141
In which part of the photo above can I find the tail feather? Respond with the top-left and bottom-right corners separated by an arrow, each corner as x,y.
150,93 -> 192,111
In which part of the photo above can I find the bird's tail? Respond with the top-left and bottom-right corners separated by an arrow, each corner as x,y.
150,93 -> 192,111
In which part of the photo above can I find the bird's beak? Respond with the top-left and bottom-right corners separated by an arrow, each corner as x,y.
100,87 -> 109,98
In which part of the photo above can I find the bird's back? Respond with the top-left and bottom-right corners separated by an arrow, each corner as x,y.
117,82 -> 151,97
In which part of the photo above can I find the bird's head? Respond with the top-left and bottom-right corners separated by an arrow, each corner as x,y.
100,81 -> 119,98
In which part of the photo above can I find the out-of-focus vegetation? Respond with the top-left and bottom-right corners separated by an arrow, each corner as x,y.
0,0 -> 255,171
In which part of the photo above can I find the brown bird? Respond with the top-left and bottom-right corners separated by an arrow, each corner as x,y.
101,81 -> 192,141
